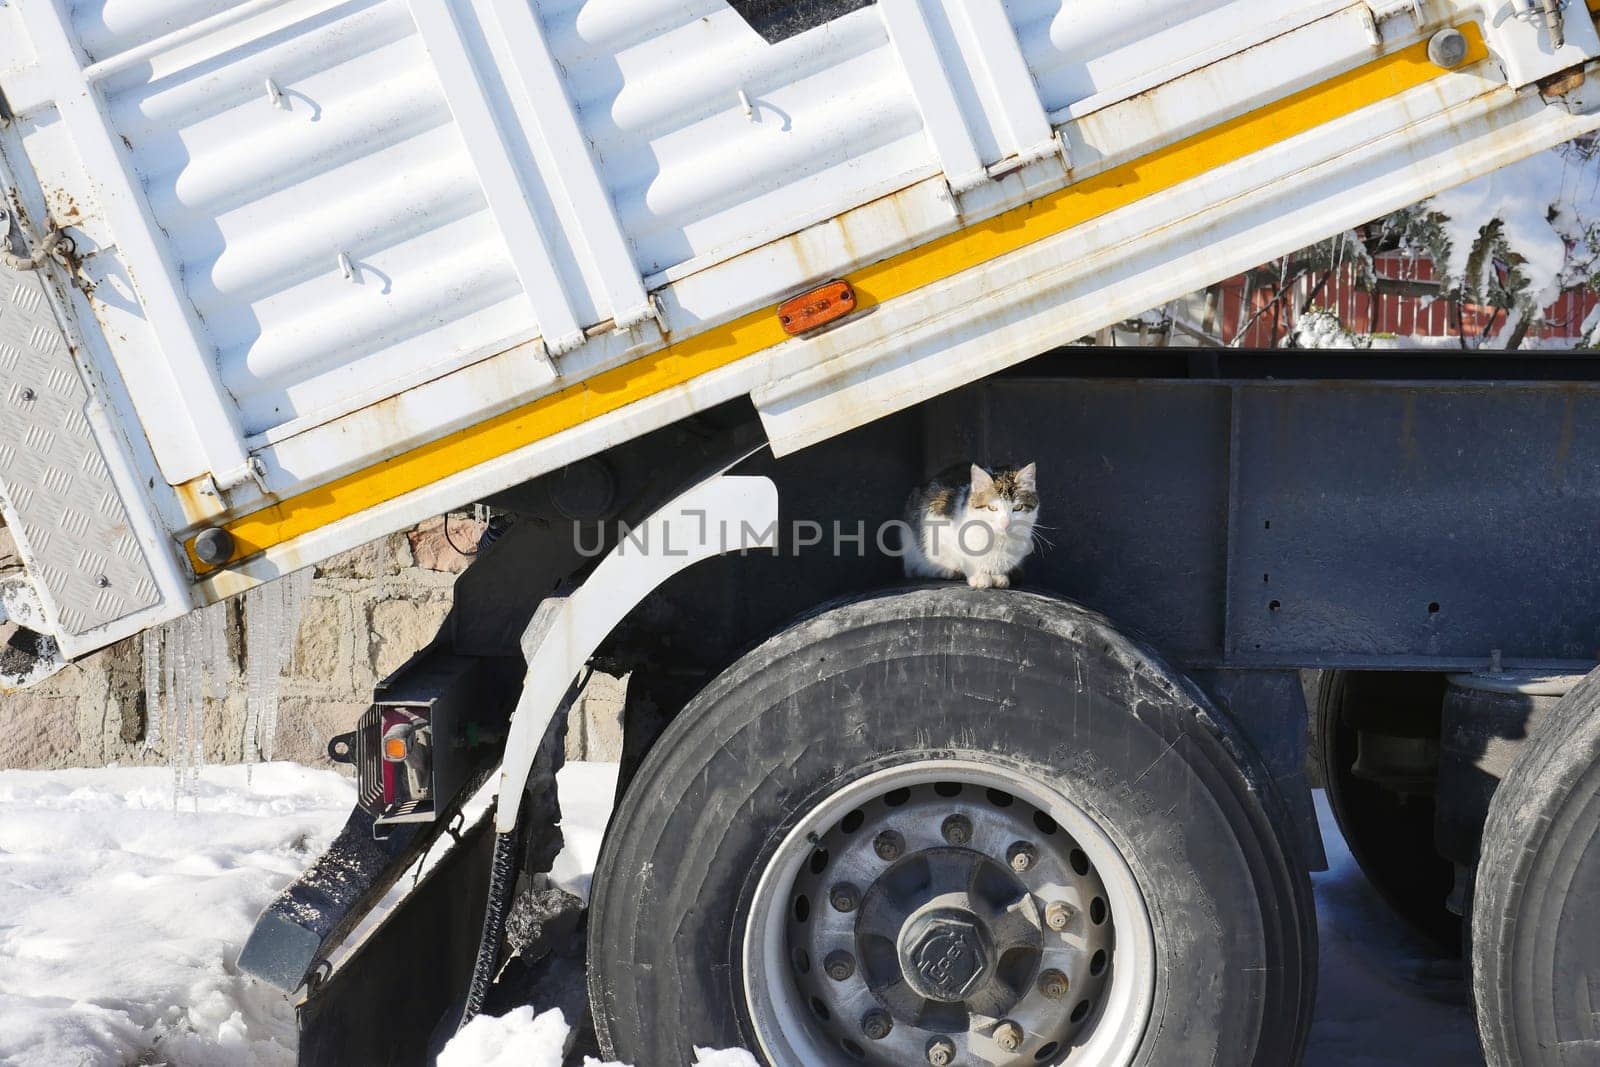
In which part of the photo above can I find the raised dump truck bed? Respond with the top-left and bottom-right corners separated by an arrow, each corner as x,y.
12,6 -> 1600,1064
3,0 -> 1599,674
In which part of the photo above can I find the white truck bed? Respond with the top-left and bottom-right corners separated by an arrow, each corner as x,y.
2,0 -> 1598,670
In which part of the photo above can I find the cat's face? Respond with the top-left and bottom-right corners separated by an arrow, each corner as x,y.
966,463 -> 1039,540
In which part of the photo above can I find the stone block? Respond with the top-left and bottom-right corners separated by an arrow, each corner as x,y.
316,532 -> 411,580
269,696 -> 367,772
292,596 -> 352,687
368,598 -> 452,680
0,691 -> 82,769
407,515 -> 486,574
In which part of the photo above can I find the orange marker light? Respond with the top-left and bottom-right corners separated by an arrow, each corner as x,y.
383,736 -> 408,761
778,280 -> 856,335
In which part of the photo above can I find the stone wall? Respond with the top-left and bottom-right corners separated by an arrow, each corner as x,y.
0,516 -> 624,772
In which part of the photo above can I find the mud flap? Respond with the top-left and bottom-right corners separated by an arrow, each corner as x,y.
297,809 -> 496,1067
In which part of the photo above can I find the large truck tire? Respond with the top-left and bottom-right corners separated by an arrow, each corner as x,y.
1313,671 -> 1458,948
588,587 -> 1316,1066
1471,665 -> 1600,1066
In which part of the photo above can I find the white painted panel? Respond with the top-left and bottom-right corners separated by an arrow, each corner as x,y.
72,0 -> 250,64
1006,0 -> 1350,117
409,0 -> 583,354
544,0 -> 933,276
95,0 -> 540,436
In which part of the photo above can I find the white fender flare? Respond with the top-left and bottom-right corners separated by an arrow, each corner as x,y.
495,474 -> 779,831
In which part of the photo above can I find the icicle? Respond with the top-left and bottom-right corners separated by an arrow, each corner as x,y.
171,611 -> 191,810
160,623 -> 174,739
244,568 -> 313,771
141,625 -> 163,751
204,601 -> 228,702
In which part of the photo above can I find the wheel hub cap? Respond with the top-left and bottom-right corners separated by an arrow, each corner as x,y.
746,766 -> 1151,1065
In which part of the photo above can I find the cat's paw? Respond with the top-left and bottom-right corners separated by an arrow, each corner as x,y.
991,573 -> 1011,588
967,573 -> 996,589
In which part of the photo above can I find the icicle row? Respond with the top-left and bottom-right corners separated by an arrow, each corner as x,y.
138,567 -> 318,808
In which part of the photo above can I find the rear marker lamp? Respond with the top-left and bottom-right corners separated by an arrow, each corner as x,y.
778,280 -> 857,335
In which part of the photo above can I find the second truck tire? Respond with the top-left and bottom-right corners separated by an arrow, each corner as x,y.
1472,664 -> 1600,1066
587,586 -> 1317,1065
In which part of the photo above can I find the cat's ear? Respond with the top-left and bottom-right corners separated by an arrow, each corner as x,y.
1016,463 -> 1037,491
970,464 -> 994,493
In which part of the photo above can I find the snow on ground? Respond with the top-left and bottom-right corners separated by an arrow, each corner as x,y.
438,1004 -> 757,1067
0,760 -> 1481,1066
0,763 -> 354,1067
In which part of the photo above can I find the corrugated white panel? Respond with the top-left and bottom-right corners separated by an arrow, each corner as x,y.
544,0 -> 933,279
89,0 -> 534,436
72,0 -> 251,63
63,0 -> 941,440
1007,0 -> 1269,116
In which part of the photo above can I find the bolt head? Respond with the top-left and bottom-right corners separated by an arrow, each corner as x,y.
192,527 -> 236,567
926,1037 -> 957,1066
830,883 -> 860,913
95,575 -> 111,589
902,911 -> 990,1002
861,1009 -> 893,1040
873,829 -> 904,861
1428,28 -> 1469,69
1007,841 -> 1037,873
1045,900 -> 1074,931
941,814 -> 973,845
18,387 -> 36,402
1038,968 -> 1070,999
824,950 -> 855,981
993,1020 -> 1024,1052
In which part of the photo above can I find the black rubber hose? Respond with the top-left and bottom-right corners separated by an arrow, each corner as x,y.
458,826 -> 520,1030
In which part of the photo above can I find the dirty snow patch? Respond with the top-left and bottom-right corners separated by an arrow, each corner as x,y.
692,1048 -> 761,1066
437,1005 -> 583,1067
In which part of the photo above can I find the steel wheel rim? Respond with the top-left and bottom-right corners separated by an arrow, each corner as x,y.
743,759 -> 1155,1066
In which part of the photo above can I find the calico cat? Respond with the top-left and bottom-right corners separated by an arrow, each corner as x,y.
903,463 -> 1040,588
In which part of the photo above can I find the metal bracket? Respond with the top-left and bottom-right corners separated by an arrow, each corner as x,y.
0,207 -> 72,273
1359,0 -> 1426,45
1489,0 -> 1599,87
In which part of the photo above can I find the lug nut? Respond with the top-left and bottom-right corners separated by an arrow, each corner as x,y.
926,1036 -> 957,1065
830,883 -> 860,913
1045,900 -> 1074,931
874,829 -> 905,861
994,1020 -> 1024,1052
1007,840 -> 1037,872
1038,968 -> 1069,999
941,814 -> 973,845
862,1009 -> 893,1040
824,950 -> 855,981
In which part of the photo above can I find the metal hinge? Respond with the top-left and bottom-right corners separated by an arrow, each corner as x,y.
1534,0 -> 1568,49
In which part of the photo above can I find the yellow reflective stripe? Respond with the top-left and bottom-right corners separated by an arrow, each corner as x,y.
192,25 -> 1488,573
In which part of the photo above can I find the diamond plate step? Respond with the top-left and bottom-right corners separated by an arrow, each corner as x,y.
0,264 -> 159,636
